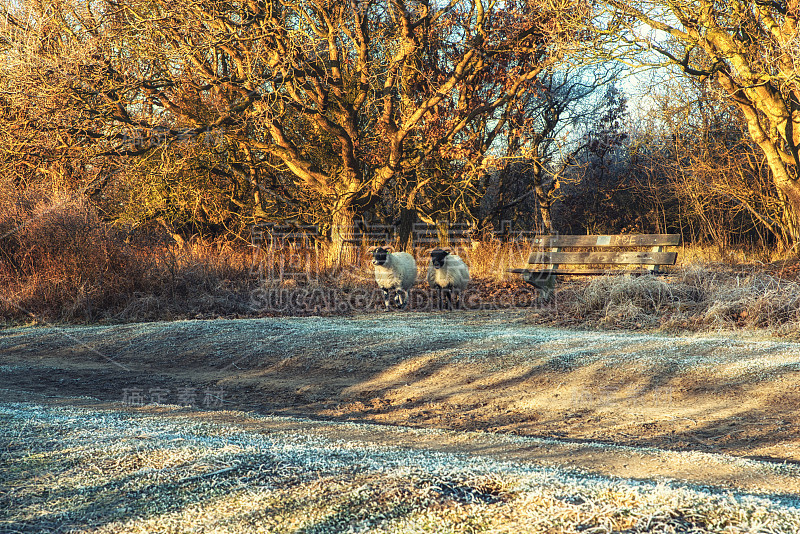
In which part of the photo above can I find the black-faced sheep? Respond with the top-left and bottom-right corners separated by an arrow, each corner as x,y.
369,246 -> 417,311
427,248 -> 470,309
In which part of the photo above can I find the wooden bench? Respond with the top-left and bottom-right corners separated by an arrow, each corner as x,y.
510,234 -> 682,299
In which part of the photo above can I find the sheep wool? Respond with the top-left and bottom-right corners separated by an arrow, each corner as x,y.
370,247 -> 417,311
427,249 -> 470,309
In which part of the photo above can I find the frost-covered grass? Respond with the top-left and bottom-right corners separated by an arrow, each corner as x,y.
5,312 -> 800,368
547,268 -> 800,337
2,402 -> 800,533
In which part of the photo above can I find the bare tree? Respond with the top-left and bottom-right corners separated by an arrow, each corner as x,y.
631,79 -> 791,250
599,0 -> 800,246
1,0 -> 588,261
474,64 -> 624,235
555,84 -> 638,234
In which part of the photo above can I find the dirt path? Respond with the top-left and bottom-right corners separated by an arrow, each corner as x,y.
3,310 -> 800,495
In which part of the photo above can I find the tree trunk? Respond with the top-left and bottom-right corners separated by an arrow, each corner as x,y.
535,183 -> 554,234
397,207 -> 417,251
436,219 -> 451,248
253,188 -> 268,222
329,205 -> 357,267
778,190 -> 800,252
748,128 -> 800,245
717,71 -> 800,246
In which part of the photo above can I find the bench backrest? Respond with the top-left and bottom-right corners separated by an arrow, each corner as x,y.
531,234 -> 681,248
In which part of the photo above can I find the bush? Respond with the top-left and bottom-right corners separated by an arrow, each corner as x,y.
0,189 -> 269,322
3,191 -> 800,334
0,192 -> 147,321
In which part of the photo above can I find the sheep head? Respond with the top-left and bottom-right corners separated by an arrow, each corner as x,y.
369,245 -> 394,266
429,248 -> 451,269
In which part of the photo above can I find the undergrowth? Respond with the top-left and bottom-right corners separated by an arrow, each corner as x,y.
0,192 -> 257,323
3,191 -> 800,336
537,268 -> 800,338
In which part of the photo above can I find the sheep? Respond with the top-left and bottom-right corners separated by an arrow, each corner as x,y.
369,246 -> 417,311
427,248 -> 470,310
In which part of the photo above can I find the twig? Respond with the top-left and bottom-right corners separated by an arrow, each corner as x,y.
176,465 -> 243,485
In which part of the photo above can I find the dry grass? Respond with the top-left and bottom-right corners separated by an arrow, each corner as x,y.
0,191 -> 262,322
0,200 -> 533,323
537,267 -> 800,337
4,402 -> 800,534
0,192 -> 148,322
453,239 -> 532,282
3,190 -> 800,333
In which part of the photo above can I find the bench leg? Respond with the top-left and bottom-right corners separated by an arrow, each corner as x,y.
523,272 -> 556,300
524,245 -> 559,300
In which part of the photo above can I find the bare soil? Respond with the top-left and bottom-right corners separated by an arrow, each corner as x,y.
3,310 -> 800,496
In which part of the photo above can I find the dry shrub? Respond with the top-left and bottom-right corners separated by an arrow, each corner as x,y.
0,188 -> 263,323
4,197 -> 800,332
117,238 -> 260,321
555,267 -> 800,336
0,183 -> 43,271
0,192 -> 148,321
697,272 -> 800,332
571,275 -> 676,328
0,195 -> 385,322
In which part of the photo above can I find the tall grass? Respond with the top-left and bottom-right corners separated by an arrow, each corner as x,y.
3,190 -> 800,331
0,191 -> 257,323
456,239 -> 532,282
